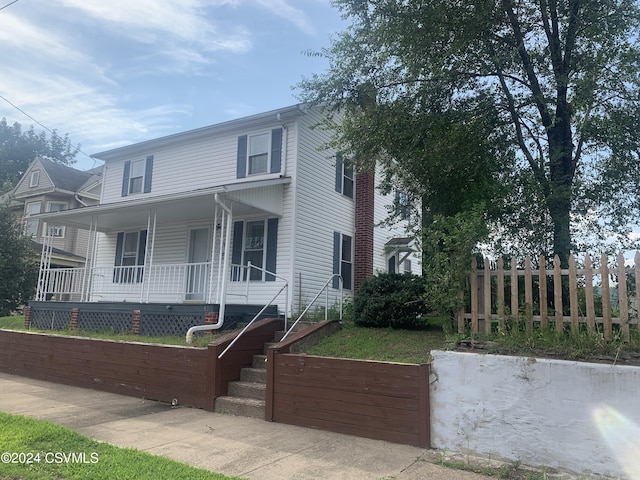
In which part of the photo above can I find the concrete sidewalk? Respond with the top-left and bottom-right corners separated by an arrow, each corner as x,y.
0,372 -> 491,479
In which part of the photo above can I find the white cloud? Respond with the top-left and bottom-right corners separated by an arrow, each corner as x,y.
254,0 -> 316,35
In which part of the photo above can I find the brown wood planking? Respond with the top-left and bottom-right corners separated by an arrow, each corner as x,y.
269,352 -> 429,448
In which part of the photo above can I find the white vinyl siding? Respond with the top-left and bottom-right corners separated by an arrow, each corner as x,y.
292,110 -> 353,312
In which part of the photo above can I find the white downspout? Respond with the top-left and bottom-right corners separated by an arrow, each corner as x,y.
186,194 -> 232,343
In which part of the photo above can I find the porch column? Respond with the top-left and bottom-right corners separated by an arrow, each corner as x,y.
141,210 -> 157,303
81,216 -> 98,302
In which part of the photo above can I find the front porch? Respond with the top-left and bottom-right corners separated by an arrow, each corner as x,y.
33,178 -> 291,321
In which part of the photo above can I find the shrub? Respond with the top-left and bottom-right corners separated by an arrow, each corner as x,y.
354,273 -> 430,329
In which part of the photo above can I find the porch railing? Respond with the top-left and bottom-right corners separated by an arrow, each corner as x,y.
36,262 -> 287,308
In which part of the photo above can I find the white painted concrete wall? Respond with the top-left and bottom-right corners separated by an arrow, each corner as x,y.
430,350 -> 640,479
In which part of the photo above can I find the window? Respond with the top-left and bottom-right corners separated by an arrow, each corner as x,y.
403,259 -> 412,274
231,218 -> 279,281
236,129 -> 282,178
244,221 -> 265,279
114,231 -> 147,283
396,190 -> 410,220
333,232 -> 353,289
43,202 -> 67,238
29,171 -> 40,188
129,159 -> 145,194
121,156 -> 153,196
335,154 -> 354,198
248,133 -> 269,175
24,202 -> 41,237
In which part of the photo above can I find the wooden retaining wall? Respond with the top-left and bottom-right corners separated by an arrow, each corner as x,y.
0,318 -> 284,411
266,343 -> 430,448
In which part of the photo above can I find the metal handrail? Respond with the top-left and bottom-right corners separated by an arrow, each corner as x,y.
280,274 -> 342,342
217,282 -> 288,359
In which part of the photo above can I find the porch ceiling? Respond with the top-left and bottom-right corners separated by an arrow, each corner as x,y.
35,177 -> 290,232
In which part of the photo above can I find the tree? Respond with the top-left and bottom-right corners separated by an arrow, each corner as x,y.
299,0 -> 640,266
0,202 -> 38,316
0,119 -> 79,191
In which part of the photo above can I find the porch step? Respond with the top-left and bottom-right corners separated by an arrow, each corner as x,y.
252,354 -> 267,368
214,396 -> 264,419
241,367 -> 266,383
273,321 -> 316,342
263,342 -> 278,353
228,381 -> 266,401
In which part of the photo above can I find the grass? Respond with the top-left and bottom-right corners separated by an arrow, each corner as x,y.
305,320 -> 447,364
0,412 -> 241,480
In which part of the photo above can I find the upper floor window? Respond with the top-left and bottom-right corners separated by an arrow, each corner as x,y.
121,156 -> 153,197
29,170 -> 40,188
248,133 -> 269,175
335,154 -> 354,198
24,201 -> 41,237
236,128 -> 282,179
43,202 -> 67,238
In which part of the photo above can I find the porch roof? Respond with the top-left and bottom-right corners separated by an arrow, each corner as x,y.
33,177 -> 290,232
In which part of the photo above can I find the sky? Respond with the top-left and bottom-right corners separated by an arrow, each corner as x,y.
0,0 -> 347,170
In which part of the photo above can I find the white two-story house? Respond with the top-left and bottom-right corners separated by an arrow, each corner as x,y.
31,104 -> 420,333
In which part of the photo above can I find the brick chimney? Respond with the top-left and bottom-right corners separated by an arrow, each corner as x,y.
353,169 -> 375,292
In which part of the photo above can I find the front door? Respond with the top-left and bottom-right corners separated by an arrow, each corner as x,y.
186,228 -> 210,301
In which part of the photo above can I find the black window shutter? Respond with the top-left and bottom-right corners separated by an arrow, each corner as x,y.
137,230 -> 147,265
237,136 -> 247,178
114,232 -> 124,266
143,156 -> 153,193
332,231 -> 341,288
265,218 -> 278,281
270,128 -> 282,174
231,221 -> 244,281
137,230 -> 148,282
334,154 -> 343,193
121,161 -> 131,197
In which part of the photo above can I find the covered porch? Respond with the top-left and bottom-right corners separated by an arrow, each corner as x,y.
33,178 -> 290,320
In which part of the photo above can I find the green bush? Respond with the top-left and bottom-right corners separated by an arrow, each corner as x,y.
354,273 -> 430,329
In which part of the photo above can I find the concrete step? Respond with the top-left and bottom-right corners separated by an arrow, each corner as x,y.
252,354 -> 267,369
227,381 -> 266,401
215,396 -> 264,419
240,367 -> 266,383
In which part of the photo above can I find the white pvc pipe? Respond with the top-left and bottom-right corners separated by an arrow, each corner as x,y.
185,313 -> 224,344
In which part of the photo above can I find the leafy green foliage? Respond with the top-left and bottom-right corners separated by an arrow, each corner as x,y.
0,203 -> 38,316
300,0 -> 640,263
0,118 -> 79,190
423,207 -> 488,317
354,273 -> 431,329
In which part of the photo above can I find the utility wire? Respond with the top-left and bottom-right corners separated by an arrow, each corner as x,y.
0,0 -> 20,12
0,94 -> 96,166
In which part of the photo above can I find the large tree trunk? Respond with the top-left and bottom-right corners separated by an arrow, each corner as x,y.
546,103 -> 574,268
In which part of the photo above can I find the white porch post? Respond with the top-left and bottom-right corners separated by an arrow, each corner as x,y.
207,203 -> 219,304
36,232 -> 53,301
142,210 -> 157,303
80,217 -> 98,302
214,194 -> 232,323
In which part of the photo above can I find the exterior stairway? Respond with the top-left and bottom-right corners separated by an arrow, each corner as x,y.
214,351 -> 269,418
214,322 -> 314,419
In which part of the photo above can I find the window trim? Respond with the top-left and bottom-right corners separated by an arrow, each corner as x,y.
335,154 -> 354,199
122,156 -> 153,197
247,132 -> 271,176
333,231 -> 353,289
29,170 -> 40,188
231,218 -> 278,282
113,230 -> 147,284
25,201 -> 42,237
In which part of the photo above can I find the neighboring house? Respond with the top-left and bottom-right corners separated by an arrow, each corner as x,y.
32,104 -> 420,325
9,157 -> 103,268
